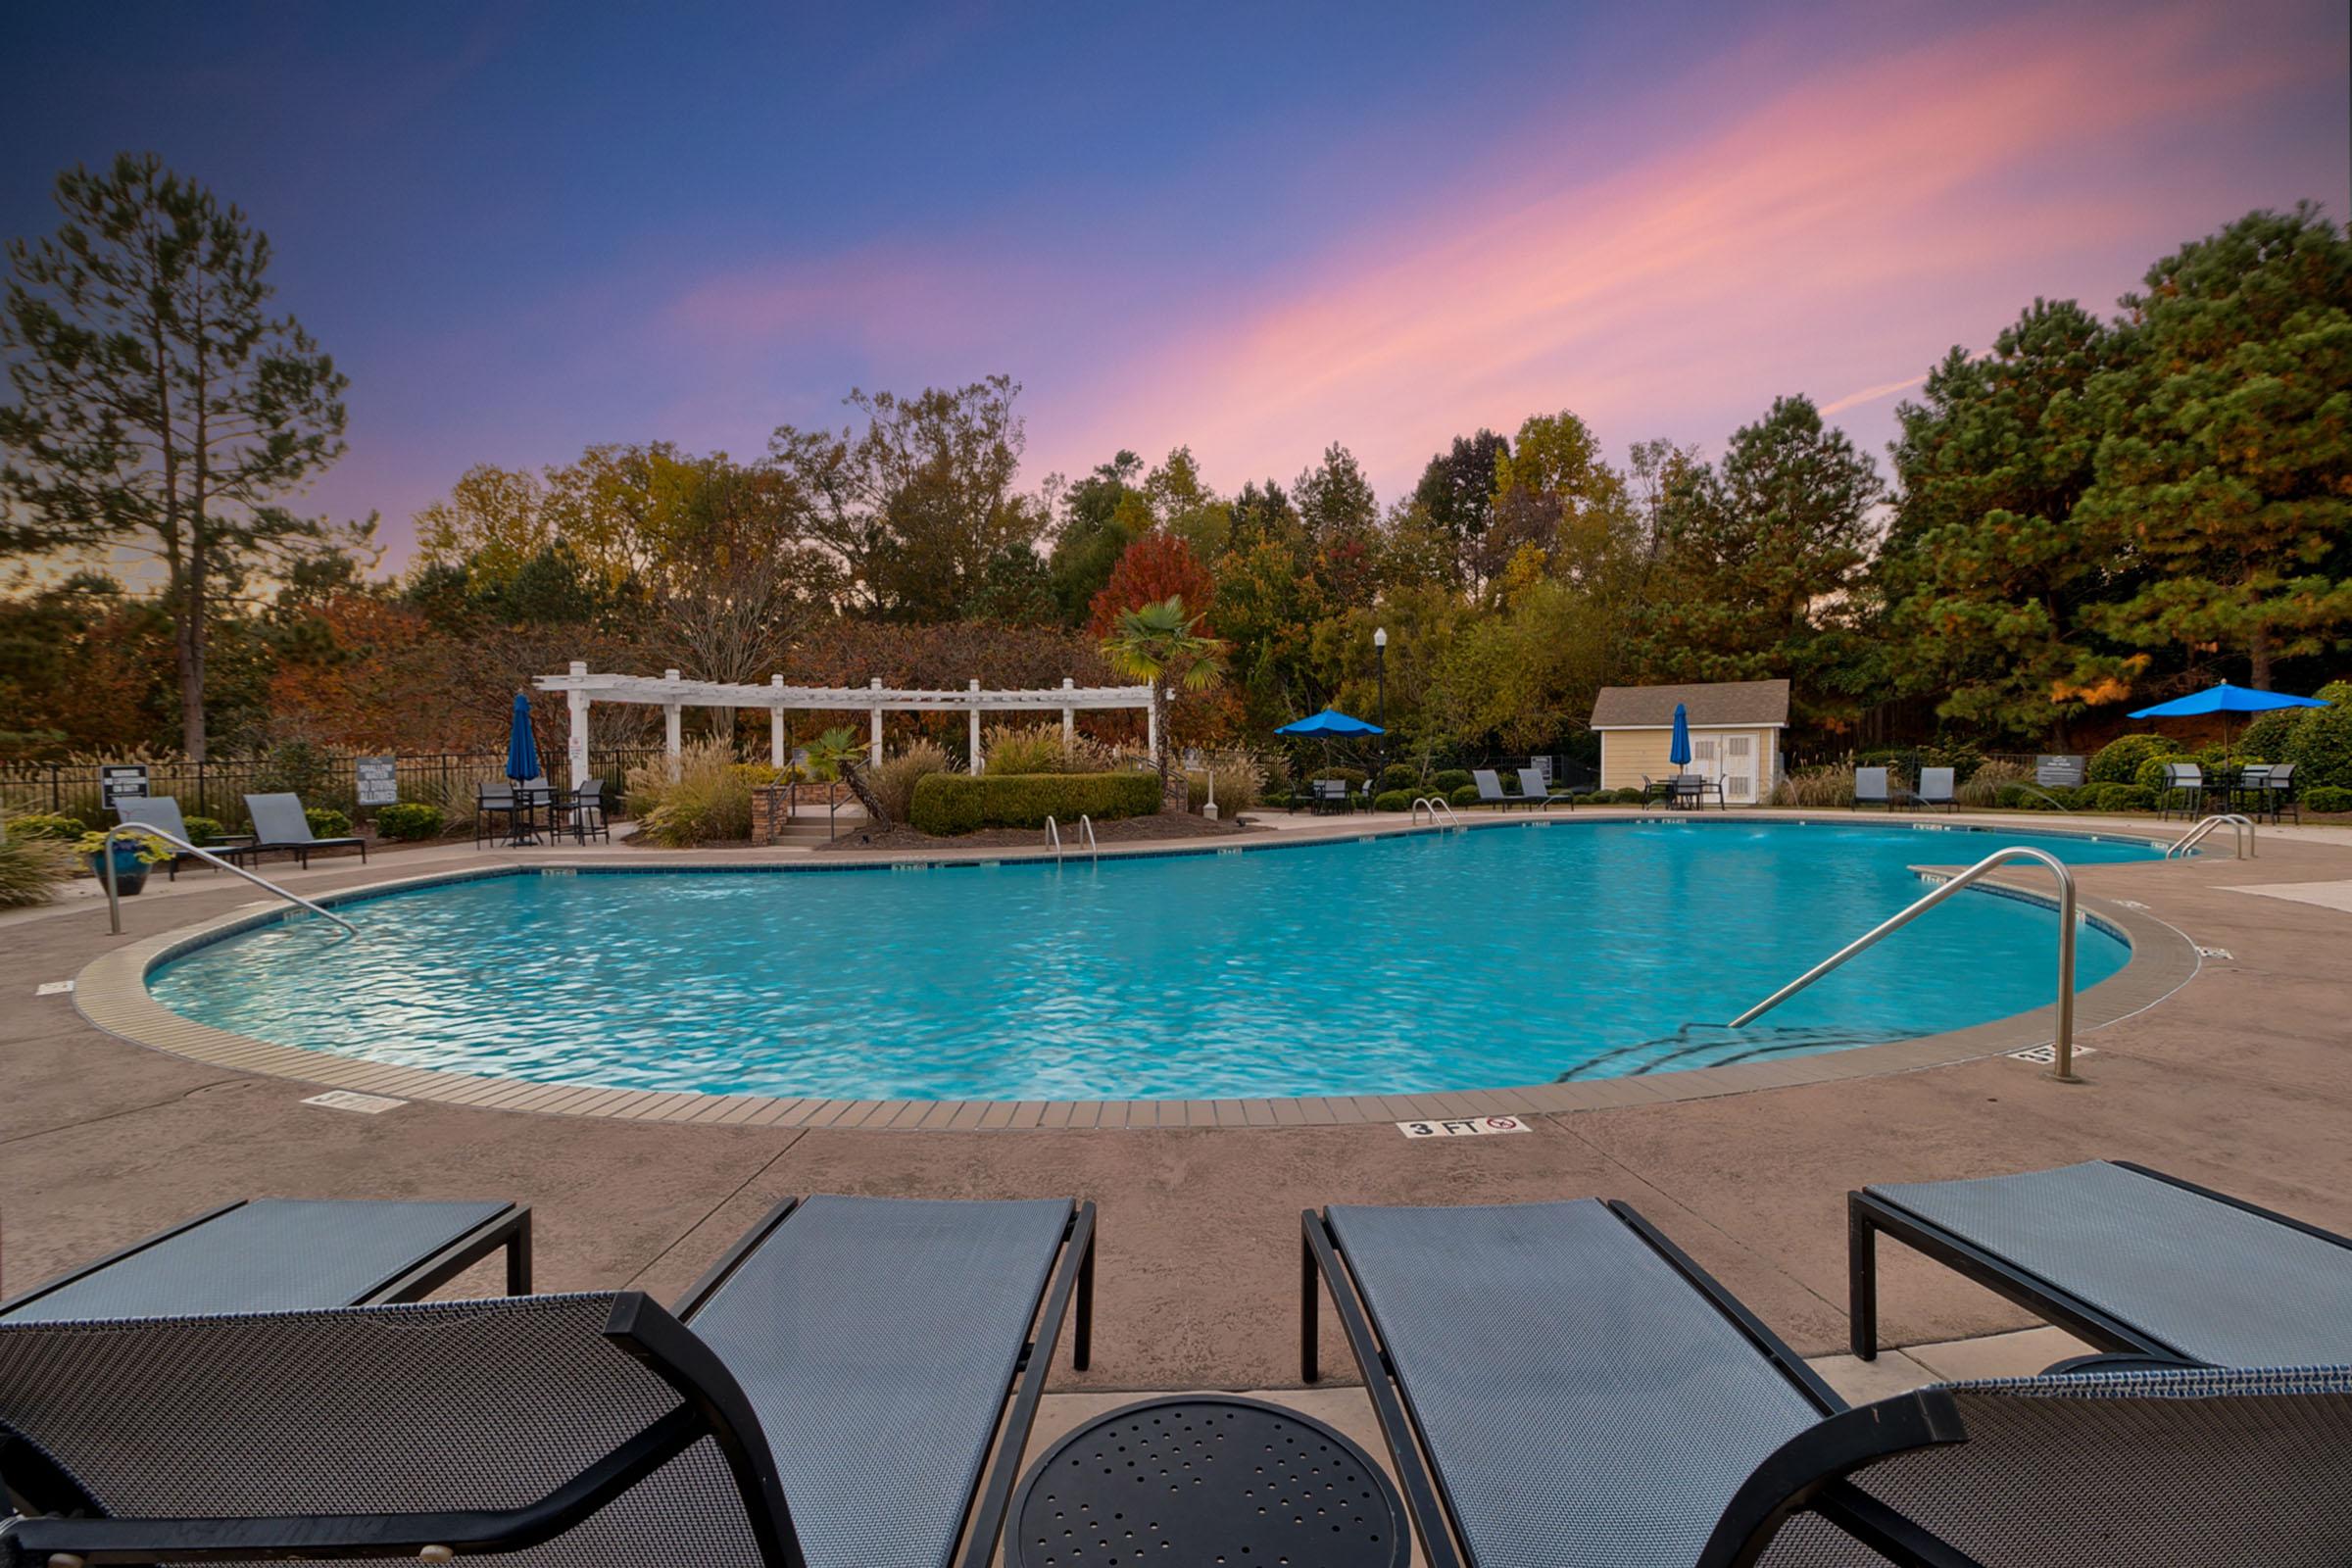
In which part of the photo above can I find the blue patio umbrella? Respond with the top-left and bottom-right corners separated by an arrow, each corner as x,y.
1275,708 -> 1385,736
2128,681 -> 2331,766
505,690 -> 542,784
1668,702 -> 1692,769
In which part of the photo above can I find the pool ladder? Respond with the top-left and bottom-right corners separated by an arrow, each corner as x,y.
97,823 -> 359,939
2166,813 -> 2254,860
1722,845 -> 2083,1082
1043,814 -> 1099,863
1409,797 -> 1460,827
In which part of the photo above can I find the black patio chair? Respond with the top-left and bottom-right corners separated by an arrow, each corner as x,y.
1309,778 -> 1351,814
2260,760 -> 2300,823
1302,1197 -> 2352,1567
0,1194 -> 1094,1568
1670,771 -> 1726,810
0,1198 -> 530,1324
2158,760 -> 2205,820
553,778 -> 611,844
1849,1158 -> 2352,1367
242,792 -> 368,868
476,781 -> 519,847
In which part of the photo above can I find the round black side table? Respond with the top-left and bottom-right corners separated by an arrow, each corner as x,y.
1008,1394 -> 1411,1567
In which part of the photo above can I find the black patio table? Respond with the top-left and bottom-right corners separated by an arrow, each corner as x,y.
506,784 -> 556,847
1009,1395 -> 1409,1568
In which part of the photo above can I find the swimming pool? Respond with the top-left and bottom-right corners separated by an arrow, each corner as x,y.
145,821 -> 2157,1102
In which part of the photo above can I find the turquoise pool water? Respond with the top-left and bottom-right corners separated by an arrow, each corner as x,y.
148,821 -> 2154,1101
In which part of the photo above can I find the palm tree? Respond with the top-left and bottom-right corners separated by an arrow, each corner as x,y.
1100,595 -> 1225,804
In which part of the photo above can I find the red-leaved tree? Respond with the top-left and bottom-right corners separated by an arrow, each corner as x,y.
1088,529 -> 1215,638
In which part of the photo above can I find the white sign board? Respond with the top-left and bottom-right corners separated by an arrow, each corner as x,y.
355,756 -> 399,807
302,1090 -> 407,1114
1396,1115 -> 1530,1138
100,763 -> 149,810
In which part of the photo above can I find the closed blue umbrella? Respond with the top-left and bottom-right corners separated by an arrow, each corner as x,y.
1668,703 -> 1692,768
505,690 -> 542,784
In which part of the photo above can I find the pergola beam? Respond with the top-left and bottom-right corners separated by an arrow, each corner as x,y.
537,662 -> 1153,778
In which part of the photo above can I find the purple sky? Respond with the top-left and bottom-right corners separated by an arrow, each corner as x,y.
7,1 -> 2347,568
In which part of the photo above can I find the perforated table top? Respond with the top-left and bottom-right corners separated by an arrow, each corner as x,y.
1010,1396 -> 1408,1568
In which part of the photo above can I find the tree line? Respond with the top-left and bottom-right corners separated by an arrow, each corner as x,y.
4,156 -> 2347,766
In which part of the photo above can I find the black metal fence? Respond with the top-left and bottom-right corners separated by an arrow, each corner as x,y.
0,749 -> 665,830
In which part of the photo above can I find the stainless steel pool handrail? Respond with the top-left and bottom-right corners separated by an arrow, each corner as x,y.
1077,814 -> 1099,861
1044,816 -> 1064,861
99,824 -> 358,939
1725,845 -> 2082,1083
2166,813 -> 2254,860
1410,796 -> 1459,826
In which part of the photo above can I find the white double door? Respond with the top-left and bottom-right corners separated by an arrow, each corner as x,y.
1688,734 -> 1757,803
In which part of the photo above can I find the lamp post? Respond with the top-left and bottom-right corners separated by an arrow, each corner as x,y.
1373,626 -> 1388,771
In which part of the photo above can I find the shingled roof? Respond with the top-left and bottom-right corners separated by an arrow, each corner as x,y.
1589,679 -> 1790,728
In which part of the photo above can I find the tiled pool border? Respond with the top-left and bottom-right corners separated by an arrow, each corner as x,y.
74,815 -> 2202,1129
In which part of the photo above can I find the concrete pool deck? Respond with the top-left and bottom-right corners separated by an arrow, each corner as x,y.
4,807 -> 2350,1405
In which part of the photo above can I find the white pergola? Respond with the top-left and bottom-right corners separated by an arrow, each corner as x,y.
534,661 -> 1155,781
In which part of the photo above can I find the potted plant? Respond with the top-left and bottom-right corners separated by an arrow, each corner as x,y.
76,828 -> 172,896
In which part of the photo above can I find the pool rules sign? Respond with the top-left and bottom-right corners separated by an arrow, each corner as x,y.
1396,1115 -> 1529,1138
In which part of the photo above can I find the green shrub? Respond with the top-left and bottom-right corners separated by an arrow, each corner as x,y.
909,771 -> 1162,834
1993,784 -> 2034,809
253,739 -> 339,801
2304,784 -> 2352,814
1432,768 -> 1473,794
181,813 -> 223,846
303,806 -> 352,839
0,831 -> 72,907
1311,766 -> 1368,788
1258,791 -> 1293,810
374,803 -> 446,841
1378,763 -> 1418,793
2088,734 -> 2179,785
875,740 -> 953,823
2081,783 -> 2152,812
1447,783 -> 1482,808
2283,699 -> 2352,790
1613,788 -> 1651,805
1372,789 -> 1412,811
629,740 -> 756,846
2238,710 -> 2304,760
7,811 -> 81,843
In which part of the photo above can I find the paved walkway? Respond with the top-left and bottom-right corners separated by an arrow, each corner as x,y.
4,808 -> 2349,1399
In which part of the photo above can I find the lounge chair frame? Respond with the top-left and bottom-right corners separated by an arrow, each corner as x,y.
0,1292 -> 803,1567
1,1196 -> 1093,1568
1300,1200 -> 1975,1568
1847,1159 -> 2352,1362
0,1199 -> 532,1320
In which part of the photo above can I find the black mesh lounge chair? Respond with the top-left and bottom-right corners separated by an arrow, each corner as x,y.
243,791 -> 368,867
1849,1158 -> 2352,1367
0,1193 -> 1094,1568
1472,769 -> 1533,810
1514,766 -> 1567,808
1853,765 -> 1893,809
113,795 -> 258,879
1301,1198 -> 2352,1567
0,1198 -> 529,1324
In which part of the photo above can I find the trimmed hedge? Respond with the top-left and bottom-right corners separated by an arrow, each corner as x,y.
181,814 -> 225,846
909,771 -> 1161,835
1378,764 -> 1418,793
2088,734 -> 2178,785
305,806 -> 353,839
6,812 -> 82,843
1447,783 -> 1482,808
375,802 -> 447,841
1431,768 -> 1473,794
1372,789 -> 1412,811
2082,783 -> 2154,813
2306,785 -> 2352,814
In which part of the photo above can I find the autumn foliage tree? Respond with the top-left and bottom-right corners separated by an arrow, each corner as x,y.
1087,528 -> 1214,637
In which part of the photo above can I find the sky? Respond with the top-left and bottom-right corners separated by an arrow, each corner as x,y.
5,0 -> 2348,570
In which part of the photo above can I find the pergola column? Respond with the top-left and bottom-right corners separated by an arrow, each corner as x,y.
662,669 -> 683,777
1146,696 -> 1158,763
968,679 -> 983,774
768,674 -> 787,770
868,677 -> 884,766
565,660 -> 591,788
1061,677 -> 1075,745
